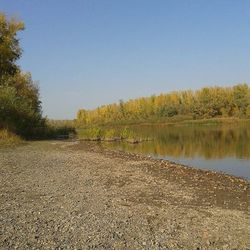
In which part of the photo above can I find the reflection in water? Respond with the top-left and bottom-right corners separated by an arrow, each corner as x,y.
106,124 -> 250,179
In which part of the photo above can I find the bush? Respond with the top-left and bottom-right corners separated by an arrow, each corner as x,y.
0,129 -> 22,145
104,129 -> 117,139
78,127 -> 102,140
120,127 -> 135,139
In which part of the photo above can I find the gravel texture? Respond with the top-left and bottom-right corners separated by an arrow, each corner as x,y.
0,140 -> 249,249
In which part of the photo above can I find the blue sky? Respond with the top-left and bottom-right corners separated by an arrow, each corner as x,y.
1,0 -> 250,119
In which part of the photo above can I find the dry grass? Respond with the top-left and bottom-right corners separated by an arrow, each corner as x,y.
0,129 -> 22,146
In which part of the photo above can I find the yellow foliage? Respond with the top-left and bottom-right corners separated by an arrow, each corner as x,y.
76,84 -> 250,126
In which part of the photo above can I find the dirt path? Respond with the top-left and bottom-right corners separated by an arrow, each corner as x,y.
0,140 -> 249,249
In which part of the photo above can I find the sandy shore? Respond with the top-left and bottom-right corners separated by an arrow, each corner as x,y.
0,140 -> 249,249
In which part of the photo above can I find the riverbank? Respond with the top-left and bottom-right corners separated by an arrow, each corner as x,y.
0,140 -> 249,249
78,117 -> 250,128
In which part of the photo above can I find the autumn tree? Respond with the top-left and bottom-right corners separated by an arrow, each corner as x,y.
76,84 -> 250,126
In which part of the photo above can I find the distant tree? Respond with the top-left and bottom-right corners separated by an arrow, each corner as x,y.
77,109 -> 88,126
76,84 -> 250,126
119,99 -> 126,118
233,84 -> 249,116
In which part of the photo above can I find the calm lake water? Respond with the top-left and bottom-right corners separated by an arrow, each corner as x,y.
105,124 -> 250,179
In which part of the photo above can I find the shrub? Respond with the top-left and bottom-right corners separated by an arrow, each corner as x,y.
78,127 -> 102,140
120,127 -> 135,139
104,129 -> 116,139
0,129 -> 22,145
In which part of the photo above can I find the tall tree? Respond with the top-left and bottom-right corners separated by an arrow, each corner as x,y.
0,13 -> 44,137
0,13 -> 24,84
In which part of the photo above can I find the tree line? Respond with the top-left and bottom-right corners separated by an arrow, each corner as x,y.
77,84 -> 250,126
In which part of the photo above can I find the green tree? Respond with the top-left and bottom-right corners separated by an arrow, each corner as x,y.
0,13 -> 24,84
0,13 -> 44,137
233,84 -> 249,116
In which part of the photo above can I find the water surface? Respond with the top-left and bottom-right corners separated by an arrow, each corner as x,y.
106,124 -> 250,179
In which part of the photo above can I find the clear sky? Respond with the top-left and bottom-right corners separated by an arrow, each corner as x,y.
1,0 -> 250,119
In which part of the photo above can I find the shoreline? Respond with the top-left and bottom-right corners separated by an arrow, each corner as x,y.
78,117 -> 250,128
70,140 -> 249,212
0,140 -> 249,249
74,140 -> 249,182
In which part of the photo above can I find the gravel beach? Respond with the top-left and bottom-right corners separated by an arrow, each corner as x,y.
0,140 -> 249,249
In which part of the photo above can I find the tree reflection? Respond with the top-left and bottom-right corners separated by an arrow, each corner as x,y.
111,124 -> 250,160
